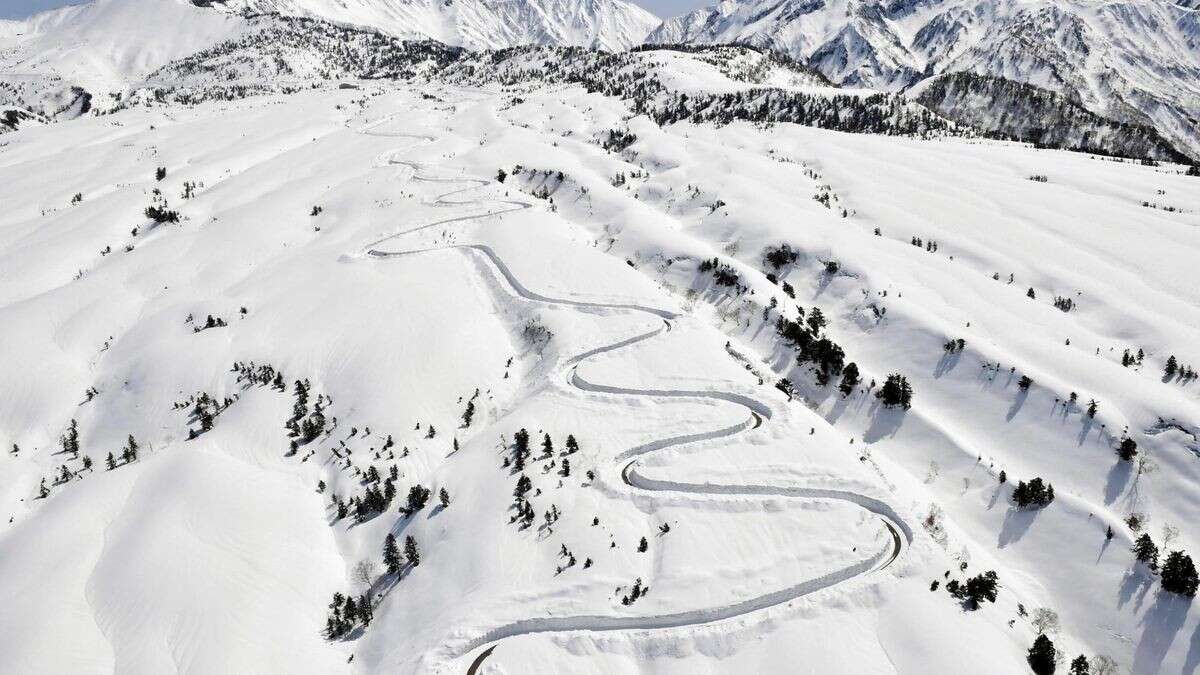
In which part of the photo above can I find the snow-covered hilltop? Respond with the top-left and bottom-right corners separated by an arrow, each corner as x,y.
646,0 -> 1200,158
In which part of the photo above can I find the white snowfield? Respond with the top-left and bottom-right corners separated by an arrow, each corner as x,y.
2,42 -> 1200,675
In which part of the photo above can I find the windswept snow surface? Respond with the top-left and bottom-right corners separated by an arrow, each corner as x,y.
2,70 -> 1200,675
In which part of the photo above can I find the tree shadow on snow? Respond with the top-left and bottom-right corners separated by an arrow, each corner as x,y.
1005,388 -> 1030,422
1118,566 -> 1156,612
862,403 -> 905,443
1104,460 -> 1134,506
933,351 -> 963,379
997,507 -> 1038,548
1132,591 -> 1192,675
1077,415 -> 1096,446
1183,622 -> 1200,675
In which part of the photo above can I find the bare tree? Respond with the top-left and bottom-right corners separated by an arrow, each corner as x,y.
1090,655 -> 1119,675
1031,607 -> 1060,635
353,559 -> 377,589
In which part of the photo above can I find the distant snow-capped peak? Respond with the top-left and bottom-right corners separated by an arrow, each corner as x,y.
210,0 -> 661,51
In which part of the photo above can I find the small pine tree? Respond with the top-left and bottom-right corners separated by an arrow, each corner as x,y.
1069,654 -> 1090,675
404,535 -> 420,567
839,362 -> 860,397
565,434 -> 579,454
1028,634 -> 1057,675
1087,400 -> 1098,418
637,537 -> 648,553
1165,356 -> 1178,378
81,455 -> 92,471
1133,533 -> 1159,570
1117,437 -> 1138,461
439,487 -> 450,508
383,533 -> 402,574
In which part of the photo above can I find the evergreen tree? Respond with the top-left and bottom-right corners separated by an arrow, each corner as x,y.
439,487 -> 450,508
839,362 -> 860,397
1161,551 -> 1199,597
1133,534 -> 1159,570
1069,655 -> 1090,675
1117,437 -> 1138,461
1028,634 -> 1057,675
1018,375 -> 1034,390
404,535 -> 420,567
1165,356 -> 1178,378
105,452 -> 116,471
81,455 -> 92,471
358,594 -> 372,626
514,474 -> 532,498
122,435 -> 139,463
406,484 -> 431,513
637,537 -> 648,553
461,400 -> 475,427
513,428 -> 530,470
383,533 -> 402,574
876,373 -> 913,409
542,433 -> 554,457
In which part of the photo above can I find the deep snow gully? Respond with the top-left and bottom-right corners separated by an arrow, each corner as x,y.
356,115 -> 912,674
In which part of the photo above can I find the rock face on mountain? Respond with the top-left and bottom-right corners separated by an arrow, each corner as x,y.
646,0 -> 1200,158
212,0 -> 661,51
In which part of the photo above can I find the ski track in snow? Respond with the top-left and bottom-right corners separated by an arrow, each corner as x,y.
356,117 -> 913,674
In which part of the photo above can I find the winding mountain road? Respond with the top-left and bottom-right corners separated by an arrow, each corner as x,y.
359,118 -> 912,674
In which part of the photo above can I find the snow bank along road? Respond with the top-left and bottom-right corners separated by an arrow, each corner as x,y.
357,118 -> 913,673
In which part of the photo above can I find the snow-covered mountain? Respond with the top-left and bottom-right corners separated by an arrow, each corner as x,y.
646,0 -> 1200,158
209,0 -> 661,51
4,0 -> 1200,673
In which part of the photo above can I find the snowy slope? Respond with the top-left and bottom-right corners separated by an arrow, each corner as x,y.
0,0 -> 247,119
646,0 -> 1200,158
2,47 -> 1200,675
210,0 -> 661,51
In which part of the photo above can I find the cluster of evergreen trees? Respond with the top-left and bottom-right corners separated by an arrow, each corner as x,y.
1011,477 -> 1055,509
1164,355 -> 1198,382
182,391 -> 232,439
143,188 -> 180,224
382,533 -> 421,575
231,360 -> 286,389
945,569 -> 999,609
190,314 -> 228,333
324,592 -> 373,640
286,379 -> 329,447
698,257 -> 742,289
876,373 -> 914,409
763,243 -> 799,270
1133,533 -> 1199,597
775,308 -> 854,388
600,129 -> 637,153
